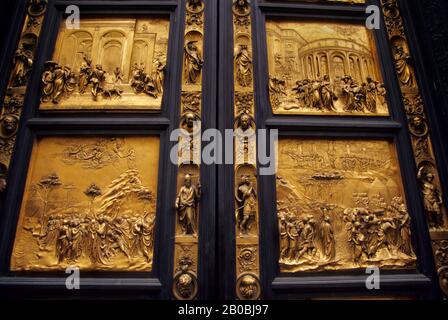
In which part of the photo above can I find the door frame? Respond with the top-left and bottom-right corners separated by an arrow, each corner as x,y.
218,0 -> 441,300
0,0 -> 218,300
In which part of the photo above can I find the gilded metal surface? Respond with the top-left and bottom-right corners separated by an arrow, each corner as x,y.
277,139 -> 416,272
40,17 -> 170,111
172,0 -> 205,300
266,21 -> 388,116
0,0 -> 47,194
10,136 -> 160,271
381,0 -> 448,297
233,0 -> 261,299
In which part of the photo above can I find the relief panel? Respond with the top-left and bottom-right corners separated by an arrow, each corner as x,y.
277,138 -> 416,272
11,136 -> 160,271
40,17 -> 170,111
266,20 -> 388,116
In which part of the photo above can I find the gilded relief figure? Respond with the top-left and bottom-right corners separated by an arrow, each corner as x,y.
90,64 -> 106,99
266,21 -> 389,116
235,175 -> 257,235
236,274 -> 261,300
79,55 -> 93,94
131,60 -> 165,98
268,77 -> 286,110
176,174 -> 201,235
184,41 -> 204,85
292,75 -> 338,111
11,42 -> 34,87
277,139 -> 416,272
320,213 -> 335,260
321,75 -> 337,112
10,136 -> 160,271
418,167 -> 444,229
235,45 -> 252,87
0,114 -> 19,140
393,45 -> 414,88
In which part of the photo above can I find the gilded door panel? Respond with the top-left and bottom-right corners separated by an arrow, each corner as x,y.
276,138 -> 416,273
11,136 -> 160,272
40,17 -> 170,112
266,20 -> 389,116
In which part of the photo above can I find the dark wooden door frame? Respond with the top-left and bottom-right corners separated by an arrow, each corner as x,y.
0,0 -> 447,300
0,0 -> 218,300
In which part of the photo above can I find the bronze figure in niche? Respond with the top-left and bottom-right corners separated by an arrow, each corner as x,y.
10,136 -> 160,271
266,21 -> 388,116
235,44 -> 253,87
277,139 -> 416,272
184,41 -> 204,85
176,174 -> 201,236
392,43 -> 414,88
40,18 -> 170,111
11,40 -> 35,87
235,174 -> 257,235
418,166 -> 444,229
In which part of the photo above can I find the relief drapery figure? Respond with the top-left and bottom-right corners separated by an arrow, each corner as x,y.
79,55 -> 93,94
393,45 -> 414,87
41,62 -> 76,104
235,175 -> 257,235
11,42 -> 34,87
130,214 -> 155,263
184,41 -> 204,84
131,60 -> 165,98
320,75 -> 337,111
342,75 -> 358,112
268,77 -> 286,110
235,45 -> 252,87
292,76 -> 338,112
366,77 -> 378,113
418,167 -> 444,228
320,214 -> 335,260
90,64 -> 106,99
176,174 -> 201,235
151,58 -> 166,96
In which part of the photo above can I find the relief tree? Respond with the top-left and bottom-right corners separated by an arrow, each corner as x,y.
33,173 -> 62,234
84,183 -> 102,218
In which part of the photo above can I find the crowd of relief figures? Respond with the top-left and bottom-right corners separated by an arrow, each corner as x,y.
11,136 -> 160,271
266,21 -> 388,115
277,139 -> 416,272
40,18 -> 169,111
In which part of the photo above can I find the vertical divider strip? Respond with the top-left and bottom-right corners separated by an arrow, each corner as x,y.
232,0 -> 262,300
172,0 -> 205,300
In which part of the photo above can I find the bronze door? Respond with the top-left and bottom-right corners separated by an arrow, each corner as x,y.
0,0 -> 447,300
0,0 -> 218,300
217,0 -> 445,300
